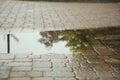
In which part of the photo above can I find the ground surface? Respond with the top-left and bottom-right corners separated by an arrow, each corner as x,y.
0,0 -> 120,80
0,48 -> 120,80
0,0 -> 120,34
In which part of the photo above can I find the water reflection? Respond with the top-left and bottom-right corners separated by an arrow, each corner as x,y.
0,31 -> 71,54
0,27 -> 120,54
39,27 -> 120,54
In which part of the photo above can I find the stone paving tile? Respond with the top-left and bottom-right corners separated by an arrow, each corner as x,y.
12,67 -> 32,71
32,77 -> 54,80
33,68 -> 52,72
43,72 -> 75,77
0,53 -> 119,80
0,66 -> 11,71
10,72 -> 26,77
0,71 -> 10,80
0,0 -> 120,33
14,58 -> 32,62
4,62 -> 32,67
55,78 -> 76,80
8,77 -> 31,80
33,62 -> 51,68
26,71 -> 42,77
0,54 -> 15,60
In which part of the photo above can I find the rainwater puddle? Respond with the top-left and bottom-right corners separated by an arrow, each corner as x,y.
0,27 -> 120,55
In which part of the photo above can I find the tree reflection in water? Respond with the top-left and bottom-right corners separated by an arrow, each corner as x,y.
39,27 -> 120,54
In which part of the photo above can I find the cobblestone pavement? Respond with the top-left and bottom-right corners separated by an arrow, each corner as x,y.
0,53 -> 77,80
72,44 -> 120,80
0,0 -> 120,33
0,0 -> 120,80
0,44 -> 120,80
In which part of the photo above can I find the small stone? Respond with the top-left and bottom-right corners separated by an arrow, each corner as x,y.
105,58 -> 120,64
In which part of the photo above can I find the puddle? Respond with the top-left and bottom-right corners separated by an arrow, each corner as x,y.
0,27 -> 120,54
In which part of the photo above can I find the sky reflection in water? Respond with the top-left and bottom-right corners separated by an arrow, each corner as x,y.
0,27 -> 120,54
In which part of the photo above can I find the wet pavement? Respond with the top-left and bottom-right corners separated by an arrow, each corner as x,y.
0,27 -> 120,80
0,0 -> 120,80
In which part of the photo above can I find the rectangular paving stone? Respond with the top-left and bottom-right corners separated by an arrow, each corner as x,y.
51,59 -> 68,63
12,67 -> 32,71
33,59 -> 50,62
0,71 -> 10,79
10,72 -> 26,77
14,58 -> 32,62
0,60 -> 13,63
53,62 -> 66,67
0,62 -> 2,66
41,54 -> 67,59
32,77 -> 54,80
55,78 -> 76,80
9,77 -> 31,80
26,71 -> 42,77
4,62 -> 32,67
75,71 -> 97,80
33,62 -> 51,68
0,66 -> 11,71
53,67 -> 73,72
0,54 -> 14,59
33,68 -> 52,72
28,55 -> 41,58
15,54 -> 29,58
44,72 -> 75,77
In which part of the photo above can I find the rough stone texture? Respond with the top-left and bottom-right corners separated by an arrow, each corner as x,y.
32,77 -> 54,80
8,77 -> 31,80
0,66 -> 11,71
12,67 -> 32,71
33,68 -> 52,72
4,62 -> 32,67
53,67 -> 73,72
14,58 -> 32,62
0,71 -> 10,79
26,71 -> 42,77
10,72 -> 26,77
0,52 -> 119,80
41,54 -> 67,59
44,72 -> 75,77
0,54 -> 14,59
55,78 -> 76,80
52,62 -> 66,67
33,62 -> 51,68
0,0 -> 120,34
